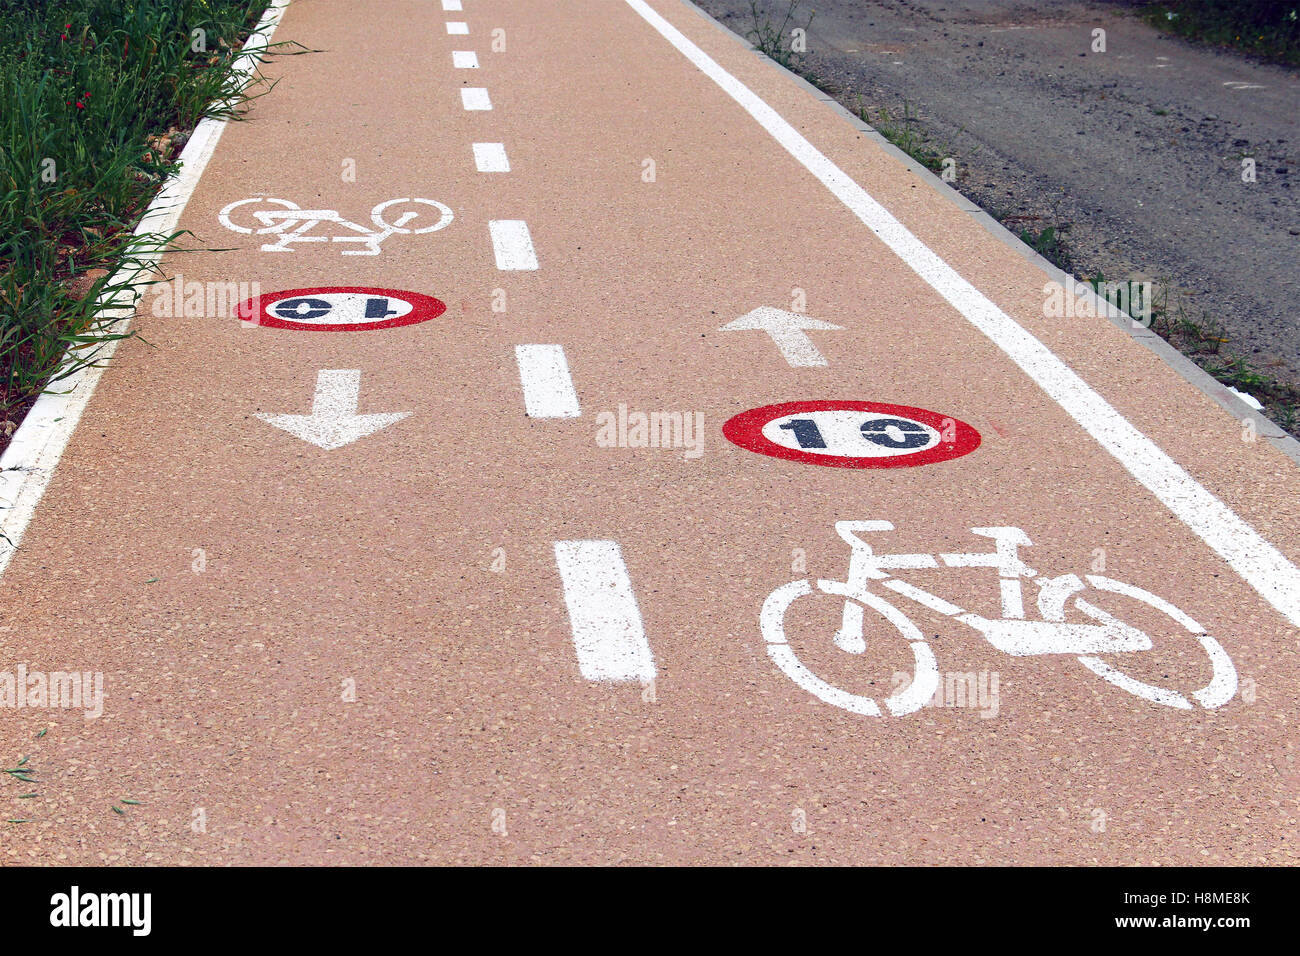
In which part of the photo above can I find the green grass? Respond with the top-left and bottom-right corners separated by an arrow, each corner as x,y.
1017,224 -> 1073,273
744,0 -> 814,69
0,0 -> 271,428
856,100 -> 951,176
1140,1 -> 1300,67
1112,275 -> 1300,437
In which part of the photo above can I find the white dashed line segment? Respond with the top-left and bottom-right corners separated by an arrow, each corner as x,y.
461,87 -> 492,110
553,540 -> 657,683
473,142 -> 510,172
489,219 -> 538,270
515,345 -> 580,418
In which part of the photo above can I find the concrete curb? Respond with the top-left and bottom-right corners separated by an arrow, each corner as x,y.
0,1 -> 290,577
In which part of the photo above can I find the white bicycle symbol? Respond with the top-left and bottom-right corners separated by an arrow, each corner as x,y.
760,520 -> 1238,716
218,197 -> 453,256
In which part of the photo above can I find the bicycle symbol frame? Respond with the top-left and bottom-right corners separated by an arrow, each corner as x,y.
760,520 -> 1238,716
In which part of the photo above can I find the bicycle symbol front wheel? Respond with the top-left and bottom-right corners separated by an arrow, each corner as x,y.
1054,575 -> 1237,709
760,579 -> 938,716
371,198 -> 453,234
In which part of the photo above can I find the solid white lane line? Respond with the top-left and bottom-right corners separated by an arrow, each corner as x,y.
473,142 -> 510,172
461,87 -> 492,110
489,219 -> 538,270
514,345 -> 580,418
442,0 -> 462,11
553,540 -> 657,683
446,21 -> 469,35
0,0 -> 291,580
625,0 -> 1300,630
452,50 -> 479,68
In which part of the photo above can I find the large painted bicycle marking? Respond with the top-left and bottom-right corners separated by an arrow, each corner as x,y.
761,520 -> 1238,716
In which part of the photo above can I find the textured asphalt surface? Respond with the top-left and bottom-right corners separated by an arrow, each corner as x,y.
696,0 -> 1300,392
3,0 -> 1300,866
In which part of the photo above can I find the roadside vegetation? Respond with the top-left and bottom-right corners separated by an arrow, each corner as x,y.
855,100 -> 950,176
1143,282 -> 1300,433
744,0 -> 814,68
737,0 -> 1300,438
1139,1 -> 1300,67
0,0 -> 271,449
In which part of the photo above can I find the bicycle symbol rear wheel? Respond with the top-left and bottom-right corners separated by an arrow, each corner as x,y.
760,579 -> 939,716
218,197 -> 299,234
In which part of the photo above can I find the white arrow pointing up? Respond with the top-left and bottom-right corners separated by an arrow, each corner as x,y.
256,370 -> 408,450
718,307 -> 843,367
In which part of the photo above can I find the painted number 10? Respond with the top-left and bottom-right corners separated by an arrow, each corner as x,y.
779,417 -> 932,450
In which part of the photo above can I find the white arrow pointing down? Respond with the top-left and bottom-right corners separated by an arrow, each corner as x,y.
719,306 -> 843,367
256,369 -> 408,450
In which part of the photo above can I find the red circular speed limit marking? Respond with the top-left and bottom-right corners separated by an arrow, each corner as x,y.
235,286 -> 446,331
723,400 -> 981,468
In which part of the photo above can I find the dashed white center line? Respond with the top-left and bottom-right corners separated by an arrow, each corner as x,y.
461,87 -> 492,110
446,21 -> 469,35
553,540 -> 657,683
489,219 -> 538,270
452,50 -> 479,68
462,87 -> 491,110
515,345 -> 580,418
441,0 -> 462,11
473,142 -> 510,172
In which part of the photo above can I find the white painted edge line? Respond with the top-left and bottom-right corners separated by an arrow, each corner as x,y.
515,345 -> 580,418
446,21 -> 469,35
489,219 -> 538,270
708,0 -> 1297,460
452,50 -> 479,69
0,0 -> 290,580
554,540 -> 657,683
473,142 -> 510,172
442,0 -> 463,11
627,0 -> 1300,629
460,87 -> 492,110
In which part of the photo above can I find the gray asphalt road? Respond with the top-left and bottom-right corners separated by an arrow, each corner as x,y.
694,0 -> 1300,395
